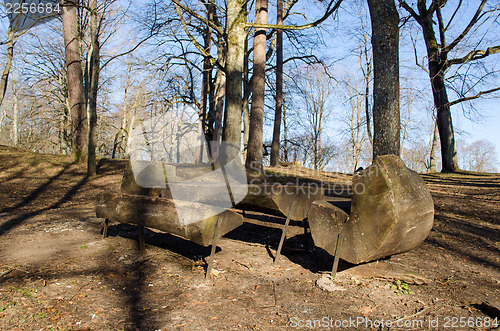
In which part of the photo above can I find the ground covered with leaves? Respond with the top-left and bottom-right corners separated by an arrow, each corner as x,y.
0,145 -> 499,330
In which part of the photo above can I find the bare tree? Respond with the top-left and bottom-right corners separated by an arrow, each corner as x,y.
459,139 -> 498,173
294,65 -> 335,170
399,0 -> 500,172
0,2 -> 58,109
342,70 -> 369,172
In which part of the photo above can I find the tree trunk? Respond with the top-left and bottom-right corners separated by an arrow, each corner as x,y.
12,81 -> 18,146
242,31 -> 250,159
0,28 -> 15,108
270,0 -> 283,167
221,0 -> 246,164
245,0 -> 268,171
112,83 -> 129,159
201,4 -> 214,135
86,0 -> 100,176
207,39 -> 226,146
62,0 -> 87,162
419,8 -> 458,172
209,45 -> 226,161
428,119 -> 438,172
197,3 -> 215,163
364,46 -> 373,147
283,104 -> 288,162
431,71 -> 459,173
61,76 -> 71,154
213,70 -> 225,144
367,0 -> 400,159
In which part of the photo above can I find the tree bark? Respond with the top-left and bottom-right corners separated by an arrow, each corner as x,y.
62,0 -> 87,162
270,0 -> 283,167
86,0 -> 100,176
221,0 -> 247,164
368,0 -> 400,159
245,0 -> 268,171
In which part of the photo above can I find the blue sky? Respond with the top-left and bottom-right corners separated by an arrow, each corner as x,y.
2,0 -> 498,169
457,103 -> 500,165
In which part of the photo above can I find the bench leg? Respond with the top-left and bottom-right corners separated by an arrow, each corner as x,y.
206,218 -> 222,281
331,232 -> 343,277
303,218 -> 310,252
138,222 -> 145,253
102,219 -> 109,239
274,201 -> 296,263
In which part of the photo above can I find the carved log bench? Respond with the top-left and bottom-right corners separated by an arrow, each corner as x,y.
308,155 -> 434,275
96,161 -> 245,279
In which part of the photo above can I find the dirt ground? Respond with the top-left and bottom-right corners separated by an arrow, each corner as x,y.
0,145 -> 499,330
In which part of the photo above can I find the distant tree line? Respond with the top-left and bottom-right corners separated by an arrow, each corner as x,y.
0,0 -> 498,174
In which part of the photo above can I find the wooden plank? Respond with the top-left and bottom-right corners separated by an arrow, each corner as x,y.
237,184 -> 324,221
206,218 -> 222,280
274,201 -> 296,263
96,192 -> 243,247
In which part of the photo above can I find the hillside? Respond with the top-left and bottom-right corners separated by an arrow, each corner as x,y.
0,145 -> 499,330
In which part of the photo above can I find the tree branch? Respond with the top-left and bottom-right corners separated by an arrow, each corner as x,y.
442,0 -> 487,54
246,0 -> 342,30
447,45 -> 500,66
173,3 -> 223,71
444,0 -> 462,32
398,1 -> 421,24
449,86 -> 500,106
171,0 -> 225,37
436,6 -> 446,50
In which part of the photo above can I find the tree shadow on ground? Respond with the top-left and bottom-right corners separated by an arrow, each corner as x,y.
0,175 -> 87,236
0,163 -> 73,214
224,212 -> 356,274
1,257 -> 160,330
422,173 -> 500,188
104,223 -> 218,262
